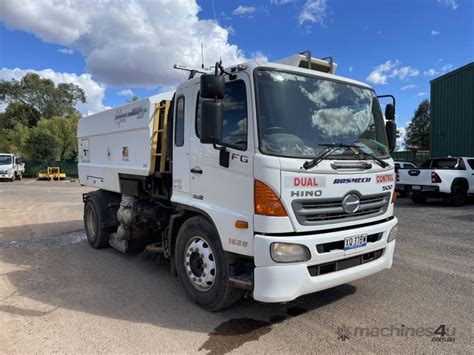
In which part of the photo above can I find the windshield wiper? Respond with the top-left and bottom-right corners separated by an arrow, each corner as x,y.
301,143 -> 346,170
348,144 -> 389,168
301,143 -> 390,170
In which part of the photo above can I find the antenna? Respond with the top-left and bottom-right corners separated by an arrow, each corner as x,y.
201,42 -> 204,69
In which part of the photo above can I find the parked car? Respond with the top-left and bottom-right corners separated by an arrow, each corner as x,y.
396,157 -> 474,206
0,153 -> 25,181
394,161 -> 417,172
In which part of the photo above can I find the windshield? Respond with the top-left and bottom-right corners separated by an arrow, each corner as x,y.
255,69 -> 389,158
0,155 -> 12,165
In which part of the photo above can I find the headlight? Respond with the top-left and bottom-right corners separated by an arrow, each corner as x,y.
271,243 -> 311,263
388,225 -> 399,242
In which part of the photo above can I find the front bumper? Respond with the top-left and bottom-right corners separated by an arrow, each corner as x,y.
253,217 -> 398,303
0,173 -> 14,179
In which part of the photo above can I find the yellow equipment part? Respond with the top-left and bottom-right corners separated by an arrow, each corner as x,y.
37,166 -> 67,181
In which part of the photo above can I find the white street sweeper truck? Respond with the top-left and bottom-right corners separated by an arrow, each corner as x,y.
78,51 -> 399,310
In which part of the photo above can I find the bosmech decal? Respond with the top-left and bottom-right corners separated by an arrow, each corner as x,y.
333,177 -> 371,184
284,176 -> 326,188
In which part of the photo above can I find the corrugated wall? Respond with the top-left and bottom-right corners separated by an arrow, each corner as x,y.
430,62 -> 474,157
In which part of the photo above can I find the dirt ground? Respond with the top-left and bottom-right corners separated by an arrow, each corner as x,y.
0,179 -> 472,353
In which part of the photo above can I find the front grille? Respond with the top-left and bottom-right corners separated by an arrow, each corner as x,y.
292,192 -> 390,225
307,249 -> 384,277
316,232 -> 383,253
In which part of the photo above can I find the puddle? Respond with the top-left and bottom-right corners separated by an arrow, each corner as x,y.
0,231 -> 86,249
199,306 -> 309,354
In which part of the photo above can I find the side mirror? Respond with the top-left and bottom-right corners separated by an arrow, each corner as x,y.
200,100 -> 223,144
200,74 -> 224,99
385,104 -> 395,121
386,120 -> 397,152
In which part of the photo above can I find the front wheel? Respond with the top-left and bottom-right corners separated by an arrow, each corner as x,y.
175,216 -> 243,311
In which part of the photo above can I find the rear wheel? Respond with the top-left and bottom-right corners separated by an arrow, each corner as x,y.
411,192 -> 427,204
443,187 -> 466,207
175,216 -> 243,311
84,194 -> 111,249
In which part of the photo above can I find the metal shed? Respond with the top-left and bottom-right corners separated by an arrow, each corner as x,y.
430,62 -> 474,157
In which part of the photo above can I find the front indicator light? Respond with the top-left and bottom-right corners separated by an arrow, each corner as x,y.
388,225 -> 399,242
254,180 -> 287,216
271,243 -> 311,263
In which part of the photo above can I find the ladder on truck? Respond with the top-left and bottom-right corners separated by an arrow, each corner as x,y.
152,100 -> 171,173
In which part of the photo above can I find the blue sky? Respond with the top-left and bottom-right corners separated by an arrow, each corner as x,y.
0,0 -> 473,143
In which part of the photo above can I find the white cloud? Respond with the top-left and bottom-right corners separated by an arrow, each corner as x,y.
271,0 -> 297,5
299,0 -> 327,26
440,64 -> 454,73
367,60 -> 419,85
117,89 -> 134,98
390,66 -> 419,80
0,0 -> 250,88
417,92 -> 428,96
437,0 -> 458,10
424,68 -> 438,76
349,66 -> 353,72
431,30 -> 440,36
401,84 -> 416,90
396,126 -> 406,150
366,60 -> 399,85
233,5 -> 256,16
0,67 -> 107,116
58,48 -> 74,54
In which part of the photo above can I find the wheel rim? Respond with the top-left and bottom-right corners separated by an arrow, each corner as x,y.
184,236 -> 217,292
86,204 -> 97,241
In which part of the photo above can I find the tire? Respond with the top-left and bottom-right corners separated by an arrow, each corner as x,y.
443,187 -> 466,207
175,216 -> 243,311
16,173 -> 22,181
411,192 -> 427,204
84,194 -> 111,249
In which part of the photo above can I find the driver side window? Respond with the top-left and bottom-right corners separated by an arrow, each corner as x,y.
196,80 -> 248,151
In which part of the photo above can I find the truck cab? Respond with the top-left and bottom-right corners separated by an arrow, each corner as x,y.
78,53 -> 399,310
0,153 -> 24,181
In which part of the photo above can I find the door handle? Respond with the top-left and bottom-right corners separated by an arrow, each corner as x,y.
191,168 -> 202,174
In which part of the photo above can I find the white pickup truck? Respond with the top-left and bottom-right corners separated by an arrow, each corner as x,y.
0,153 -> 25,181
396,157 -> 474,206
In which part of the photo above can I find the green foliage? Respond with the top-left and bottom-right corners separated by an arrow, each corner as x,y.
36,114 -> 80,160
0,123 -> 30,156
404,99 -> 430,150
0,73 -> 85,125
126,95 -> 139,103
26,129 -> 58,160
0,72 -> 87,160
0,101 -> 41,129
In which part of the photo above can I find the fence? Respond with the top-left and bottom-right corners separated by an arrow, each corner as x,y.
391,150 -> 431,165
23,160 -> 78,178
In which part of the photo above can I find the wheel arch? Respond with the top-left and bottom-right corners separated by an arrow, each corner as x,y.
451,177 -> 469,192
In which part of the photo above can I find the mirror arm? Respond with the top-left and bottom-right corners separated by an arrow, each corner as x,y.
377,95 -> 396,112
212,142 -> 230,168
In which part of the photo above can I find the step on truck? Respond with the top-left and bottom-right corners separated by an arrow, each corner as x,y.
397,157 -> 474,206
78,52 -> 399,310
0,153 -> 25,181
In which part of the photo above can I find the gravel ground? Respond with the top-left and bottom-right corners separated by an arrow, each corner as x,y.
0,179 -> 472,353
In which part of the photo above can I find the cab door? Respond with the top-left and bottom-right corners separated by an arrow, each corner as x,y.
189,73 -> 255,256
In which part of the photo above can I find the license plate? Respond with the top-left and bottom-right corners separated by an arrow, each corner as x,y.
344,234 -> 367,250
411,185 -> 421,190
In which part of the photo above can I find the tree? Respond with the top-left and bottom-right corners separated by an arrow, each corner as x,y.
26,129 -> 58,160
36,114 -> 80,160
404,99 -> 430,150
0,73 -> 86,124
0,101 -> 41,129
126,95 -> 139,103
0,123 -> 30,156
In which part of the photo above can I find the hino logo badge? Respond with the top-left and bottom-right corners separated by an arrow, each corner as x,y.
342,194 -> 361,214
